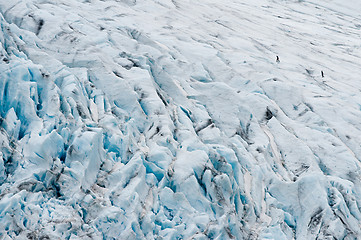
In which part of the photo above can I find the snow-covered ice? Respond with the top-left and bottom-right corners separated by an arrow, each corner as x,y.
1,0 -> 361,239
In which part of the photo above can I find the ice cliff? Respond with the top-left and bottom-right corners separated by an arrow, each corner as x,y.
1,0 -> 361,239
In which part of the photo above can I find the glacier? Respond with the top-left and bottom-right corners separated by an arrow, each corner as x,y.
1,0 -> 361,239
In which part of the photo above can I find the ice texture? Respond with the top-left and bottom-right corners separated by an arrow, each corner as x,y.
1,0 -> 361,239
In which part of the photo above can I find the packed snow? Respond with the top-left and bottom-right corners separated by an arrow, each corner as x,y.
0,0 -> 361,239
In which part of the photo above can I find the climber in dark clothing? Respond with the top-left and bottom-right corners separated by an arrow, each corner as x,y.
276,56 -> 280,63
321,71 -> 324,78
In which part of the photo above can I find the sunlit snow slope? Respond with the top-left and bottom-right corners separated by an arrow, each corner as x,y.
1,0 -> 361,239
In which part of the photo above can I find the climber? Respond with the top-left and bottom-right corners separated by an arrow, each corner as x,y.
276,56 -> 280,63
321,70 -> 324,78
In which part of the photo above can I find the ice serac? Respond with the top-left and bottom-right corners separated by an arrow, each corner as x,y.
1,0 -> 361,239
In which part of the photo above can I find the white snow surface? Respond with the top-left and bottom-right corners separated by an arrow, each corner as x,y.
0,0 -> 361,239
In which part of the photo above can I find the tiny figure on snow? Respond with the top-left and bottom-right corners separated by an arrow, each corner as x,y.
321,70 -> 324,78
276,56 -> 280,63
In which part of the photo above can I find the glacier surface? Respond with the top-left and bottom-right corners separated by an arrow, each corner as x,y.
0,0 -> 361,239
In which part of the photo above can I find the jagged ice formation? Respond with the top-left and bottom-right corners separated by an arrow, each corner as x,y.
1,0 -> 361,239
